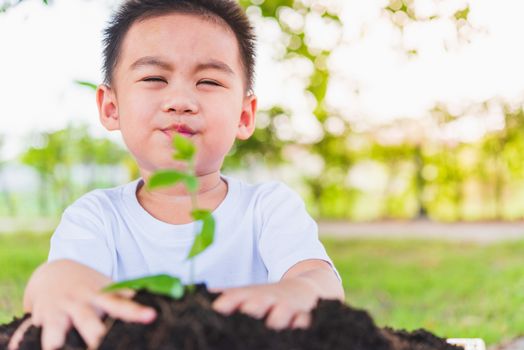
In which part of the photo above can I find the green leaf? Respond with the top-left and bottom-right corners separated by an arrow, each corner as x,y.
148,169 -> 199,193
103,274 -> 184,299
75,80 -> 98,91
148,170 -> 187,189
187,210 -> 215,259
454,6 -> 469,21
172,134 -> 195,161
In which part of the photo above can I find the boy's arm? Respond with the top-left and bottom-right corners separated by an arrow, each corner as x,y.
9,259 -> 156,350
212,259 -> 344,330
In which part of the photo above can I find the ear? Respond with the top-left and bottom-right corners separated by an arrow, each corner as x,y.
236,94 -> 257,140
96,84 -> 120,131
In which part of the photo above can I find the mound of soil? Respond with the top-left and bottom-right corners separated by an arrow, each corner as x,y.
0,286 -> 461,350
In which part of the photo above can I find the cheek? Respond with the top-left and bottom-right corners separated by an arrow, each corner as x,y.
120,125 -> 142,152
130,92 -> 149,108
117,103 -> 154,146
205,94 -> 243,121
120,96 -> 156,126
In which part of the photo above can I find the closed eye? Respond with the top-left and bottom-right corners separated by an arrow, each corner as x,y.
198,80 -> 222,87
143,77 -> 166,83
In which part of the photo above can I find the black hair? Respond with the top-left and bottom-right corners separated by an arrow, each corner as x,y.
102,0 -> 256,92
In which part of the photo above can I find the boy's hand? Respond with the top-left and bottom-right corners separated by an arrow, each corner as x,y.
8,260 -> 156,350
211,278 -> 317,330
212,260 -> 343,330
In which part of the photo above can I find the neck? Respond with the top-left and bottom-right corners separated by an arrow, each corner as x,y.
138,169 -> 223,200
135,170 -> 227,225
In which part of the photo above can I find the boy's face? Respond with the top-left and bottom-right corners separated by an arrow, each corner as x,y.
97,13 -> 257,176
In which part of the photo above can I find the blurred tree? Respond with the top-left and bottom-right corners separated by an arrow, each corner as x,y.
232,0 -> 477,219
20,133 -> 56,215
20,125 -> 127,215
427,106 -> 468,221
384,0 -> 476,53
0,135 -> 16,216
368,140 -> 422,219
0,0 -> 48,13
479,106 -> 524,219
7,0 -> 524,221
49,127 -> 76,211
234,0 -> 363,218
75,125 -> 127,191
223,106 -> 288,170
482,131 -> 507,219
307,129 -> 357,218
20,127 -> 78,214
502,107 -> 524,183
413,144 -> 427,218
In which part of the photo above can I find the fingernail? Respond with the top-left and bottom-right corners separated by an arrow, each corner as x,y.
141,309 -> 156,321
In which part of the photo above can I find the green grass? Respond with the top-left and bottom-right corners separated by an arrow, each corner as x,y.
323,238 -> 524,345
1,233 -> 523,345
0,232 -> 51,323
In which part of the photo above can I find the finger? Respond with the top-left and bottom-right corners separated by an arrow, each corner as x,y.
7,318 -> 32,350
207,287 -> 223,293
239,295 -> 276,319
290,311 -> 311,329
265,303 -> 295,330
41,313 -> 71,350
69,303 -> 107,349
212,289 -> 248,315
93,294 -> 156,323
111,289 -> 136,299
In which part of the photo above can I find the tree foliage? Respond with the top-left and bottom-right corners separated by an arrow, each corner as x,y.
19,125 -> 128,215
4,1 -> 524,221
0,0 -> 48,13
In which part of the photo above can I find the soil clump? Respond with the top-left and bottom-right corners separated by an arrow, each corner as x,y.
0,286 -> 461,350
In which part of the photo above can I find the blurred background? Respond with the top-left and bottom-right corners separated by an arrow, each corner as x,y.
1,0 -> 524,347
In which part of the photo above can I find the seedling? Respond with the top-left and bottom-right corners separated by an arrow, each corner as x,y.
104,134 -> 215,298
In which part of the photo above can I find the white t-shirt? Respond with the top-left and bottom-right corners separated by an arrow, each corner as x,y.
48,175 -> 339,289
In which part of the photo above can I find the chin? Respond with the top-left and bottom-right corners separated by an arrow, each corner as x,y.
194,161 -> 224,176
169,160 -> 190,170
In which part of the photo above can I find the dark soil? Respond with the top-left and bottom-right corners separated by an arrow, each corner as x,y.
0,315 -> 28,349
0,285 -> 461,350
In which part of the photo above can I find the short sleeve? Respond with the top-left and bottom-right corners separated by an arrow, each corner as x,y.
257,183 -> 340,283
48,194 -> 115,278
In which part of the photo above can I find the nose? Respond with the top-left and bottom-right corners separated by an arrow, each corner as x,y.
161,87 -> 198,115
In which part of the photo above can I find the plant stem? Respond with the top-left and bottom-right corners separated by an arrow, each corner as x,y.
189,158 -> 198,208
189,158 -> 197,290
187,261 -> 196,294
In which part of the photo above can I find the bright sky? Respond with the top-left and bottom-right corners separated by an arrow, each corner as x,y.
1,0 -> 524,160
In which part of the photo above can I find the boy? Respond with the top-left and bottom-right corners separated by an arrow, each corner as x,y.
9,0 -> 344,349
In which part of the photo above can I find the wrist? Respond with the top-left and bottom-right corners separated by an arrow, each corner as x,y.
281,274 -> 323,299
282,267 -> 344,301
